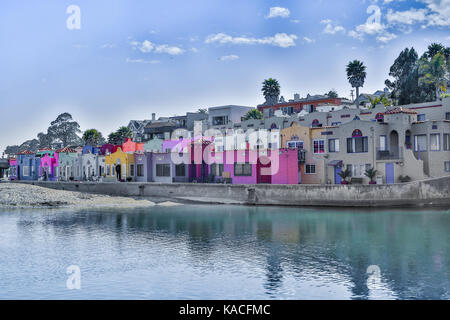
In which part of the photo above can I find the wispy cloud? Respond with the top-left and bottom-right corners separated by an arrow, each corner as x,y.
265,7 -> 290,19
205,33 -> 298,48
218,54 -> 239,61
303,36 -> 315,44
125,58 -> 160,64
131,40 -> 185,55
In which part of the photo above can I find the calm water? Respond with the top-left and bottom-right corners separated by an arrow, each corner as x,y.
0,204 -> 449,300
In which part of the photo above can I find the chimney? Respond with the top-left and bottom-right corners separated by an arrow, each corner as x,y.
152,113 -> 156,121
294,93 -> 300,101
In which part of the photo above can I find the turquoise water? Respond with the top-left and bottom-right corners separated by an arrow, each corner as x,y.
0,204 -> 449,299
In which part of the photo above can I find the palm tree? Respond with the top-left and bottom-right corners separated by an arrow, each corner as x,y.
243,109 -> 263,120
338,168 -> 351,184
364,167 -> 378,184
425,43 -> 445,59
346,60 -> 367,101
419,52 -> 448,101
261,78 -> 280,105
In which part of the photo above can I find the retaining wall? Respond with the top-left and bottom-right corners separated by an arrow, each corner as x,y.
14,176 -> 450,207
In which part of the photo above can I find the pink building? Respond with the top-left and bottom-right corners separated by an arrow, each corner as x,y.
39,152 -> 59,181
9,158 -> 17,180
122,138 -> 144,153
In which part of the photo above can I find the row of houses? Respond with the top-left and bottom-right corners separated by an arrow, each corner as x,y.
6,97 -> 450,185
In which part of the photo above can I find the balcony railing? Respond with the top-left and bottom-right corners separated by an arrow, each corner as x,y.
376,146 -> 403,160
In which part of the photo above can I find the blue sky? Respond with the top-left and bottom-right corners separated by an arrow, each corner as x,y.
1,0 -> 449,154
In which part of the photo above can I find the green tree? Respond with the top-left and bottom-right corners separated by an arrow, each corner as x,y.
108,126 -> 133,145
4,145 -> 20,156
367,94 -> 391,109
419,52 -> 448,100
424,43 -> 445,59
385,47 -> 435,105
243,109 -> 263,120
47,113 -> 81,147
346,60 -> 366,100
261,78 -> 280,105
19,139 -> 39,153
82,129 -> 105,146
326,90 -> 338,98
37,132 -> 53,149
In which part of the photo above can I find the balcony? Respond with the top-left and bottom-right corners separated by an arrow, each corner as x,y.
376,146 -> 403,160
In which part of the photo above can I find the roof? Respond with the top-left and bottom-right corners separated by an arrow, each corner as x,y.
384,107 -> 418,115
145,121 -> 176,129
17,150 -> 34,155
56,146 -> 77,153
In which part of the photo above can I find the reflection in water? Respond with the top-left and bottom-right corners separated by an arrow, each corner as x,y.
1,205 -> 449,299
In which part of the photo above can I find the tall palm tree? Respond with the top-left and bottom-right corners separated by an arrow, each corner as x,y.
346,60 -> 367,101
419,52 -> 448,100
261,78 -> 280,105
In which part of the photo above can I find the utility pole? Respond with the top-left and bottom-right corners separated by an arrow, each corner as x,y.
350,90 -> 354,102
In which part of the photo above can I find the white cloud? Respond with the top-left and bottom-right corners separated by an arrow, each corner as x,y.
218,55 -> 239,61
131,40 -> 185,55
291,19 -> 301,24
205,33 -> 298,48
190,47 -> 199,53
348,30 -> 364,41
303,36 -> 315,43
376,32 -> 397,43
125,58 -> 160,64
321,19 -> 346,34
266,7 -> 290,19
386,8 -> 428,25
423,0 -> 450,27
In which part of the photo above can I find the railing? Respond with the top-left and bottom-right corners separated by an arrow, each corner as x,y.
376,146 -> 403,160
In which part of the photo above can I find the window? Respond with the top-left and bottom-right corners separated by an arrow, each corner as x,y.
328,139 -> 340,152
175,164 -> 186,176
156,164 -> 171,177
129,164 -> 134,176
112,165 -> 115,176
445,162 -> 450,172
446,113 -> 450,120
414,135 -> 427,151
312,119 -> 321,128
287,141 -> 304,149
210,163 -> 224,176
417,114 -> 426,121
107,164 -> 110,175
444,134 -> 450,151
313,139 -> 325,154
379,136 -> 387,151
331,122 -> 342,126
430,134 -> 440,151
305,164 -> 316,174
347,137 -> 368,153
23,166 -> 29,176
137,164 -> 144,177
234,163 -> 252,176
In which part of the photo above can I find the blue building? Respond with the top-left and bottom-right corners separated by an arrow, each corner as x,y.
16,150 -> 40,181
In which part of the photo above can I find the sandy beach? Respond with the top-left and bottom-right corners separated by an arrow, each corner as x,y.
0,182 -> 157,208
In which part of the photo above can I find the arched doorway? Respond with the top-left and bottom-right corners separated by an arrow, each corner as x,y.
390,130 -> 399,156
257,155 -> 272,184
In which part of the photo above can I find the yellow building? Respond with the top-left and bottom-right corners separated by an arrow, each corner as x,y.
281,123 -> 333,184
104,147 -> 135,181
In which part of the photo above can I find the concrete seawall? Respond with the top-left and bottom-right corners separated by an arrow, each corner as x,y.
13,175 -> 450,207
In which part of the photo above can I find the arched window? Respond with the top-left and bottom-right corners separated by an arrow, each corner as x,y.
312,119 -> 320,127
270,123 -> 278,130
375,113 -> 384,122
353,115 -> 360,120
352,129 -> 363,137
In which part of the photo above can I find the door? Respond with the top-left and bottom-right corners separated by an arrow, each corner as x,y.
257,156 -> 271,184
334,166 -> 342,184
385,163 -> 394,184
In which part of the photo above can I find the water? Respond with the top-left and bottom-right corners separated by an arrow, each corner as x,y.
0,204 -> 449,300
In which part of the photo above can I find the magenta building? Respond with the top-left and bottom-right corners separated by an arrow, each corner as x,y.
39,152 -> 59,181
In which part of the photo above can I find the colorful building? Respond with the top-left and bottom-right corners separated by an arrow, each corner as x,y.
16,150 -> 40,181
57,147 -> 78,181
39,151 -> 59,181
8,158 -> 17,180
104,147 -> 135,181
